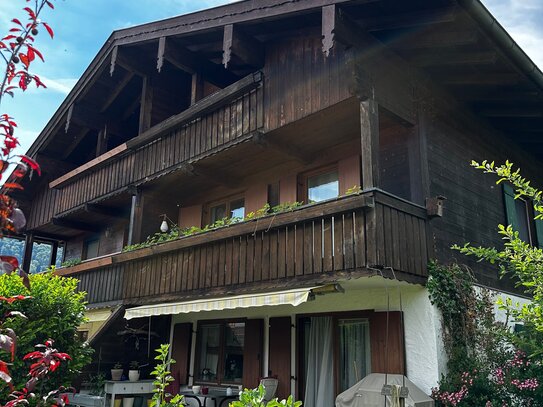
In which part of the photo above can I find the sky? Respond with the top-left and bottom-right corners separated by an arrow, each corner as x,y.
1,0 -> 542,156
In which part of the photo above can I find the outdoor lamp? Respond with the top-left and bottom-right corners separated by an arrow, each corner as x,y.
159,214 -> 169,232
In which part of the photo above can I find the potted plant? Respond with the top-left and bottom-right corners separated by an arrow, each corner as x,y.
128,361 -> 140,382
111,362 -> 123,381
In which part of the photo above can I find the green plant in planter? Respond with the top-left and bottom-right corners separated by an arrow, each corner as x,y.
89,372 -> 106,396
230,384 -> 302,407
61,258 -> 81,267
150,344 -> 183,407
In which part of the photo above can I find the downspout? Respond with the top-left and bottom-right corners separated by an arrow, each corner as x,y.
457,0 -> 543,91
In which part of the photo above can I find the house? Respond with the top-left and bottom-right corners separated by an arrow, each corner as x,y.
9,0 -> 543,405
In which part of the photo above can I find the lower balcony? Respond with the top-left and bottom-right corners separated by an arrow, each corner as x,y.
57,190 -> 430,306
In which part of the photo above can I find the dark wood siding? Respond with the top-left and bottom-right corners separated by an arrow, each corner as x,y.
264,35 -> 351,133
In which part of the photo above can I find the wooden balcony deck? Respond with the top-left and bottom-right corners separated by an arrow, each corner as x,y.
58,191 -> 430,306
27,74 -> 264,230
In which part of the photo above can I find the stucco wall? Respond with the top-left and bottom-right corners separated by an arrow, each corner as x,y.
171,276 -> 444,397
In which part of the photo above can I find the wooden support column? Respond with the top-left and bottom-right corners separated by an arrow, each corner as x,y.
139,76 -> 153,134
96,125 -> 108,157
222,24 -> 264,69
22,233 -> 34,272
360,98 -> 379,190
128,191 -> 144,245
191,73 -> 203,105
50,241 -> 59,267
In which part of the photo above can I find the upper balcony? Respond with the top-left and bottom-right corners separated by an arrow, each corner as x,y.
26,72 -> 264,232
57,191 -> 430,306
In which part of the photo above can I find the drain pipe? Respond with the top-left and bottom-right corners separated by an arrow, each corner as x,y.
457,0 -> 543,91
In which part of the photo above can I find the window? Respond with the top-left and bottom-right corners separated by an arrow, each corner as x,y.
299,315 -> 370,401
301,167 -> 339,204
504,184 -> 537,245
209,198 -> 245,223
195,320 -> 245,385
83,239 -> 100,260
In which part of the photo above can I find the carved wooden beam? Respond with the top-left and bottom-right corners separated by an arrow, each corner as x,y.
222,24 -> 264,68
157,36 -> 239,88
253,131 -> 313,164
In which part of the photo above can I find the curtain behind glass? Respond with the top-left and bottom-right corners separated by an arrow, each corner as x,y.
304,317 -> 334,407
339,319 -> 369,392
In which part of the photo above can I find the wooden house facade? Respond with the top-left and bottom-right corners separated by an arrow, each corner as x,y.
9,0 -> 543,404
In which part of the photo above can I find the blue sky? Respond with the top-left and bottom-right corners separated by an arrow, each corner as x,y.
1,0 -> 542,156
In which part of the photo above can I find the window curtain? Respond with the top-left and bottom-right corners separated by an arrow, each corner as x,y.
339,319 -> 368,392
304,317 -> 334,407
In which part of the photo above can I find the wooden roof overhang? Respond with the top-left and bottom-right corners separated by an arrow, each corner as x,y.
11,0 -> 543,207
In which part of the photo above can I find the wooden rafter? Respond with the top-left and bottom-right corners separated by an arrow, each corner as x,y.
85,203 -> 127,219
101,71 -> 135,112
52,217 -> 102,233
253,131 -> 313,164
157,36 -> 239,88
222,24 -> 264,69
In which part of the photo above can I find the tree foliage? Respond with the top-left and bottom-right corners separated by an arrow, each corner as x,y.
453,160 -> 543,337
0,272 -> 92,399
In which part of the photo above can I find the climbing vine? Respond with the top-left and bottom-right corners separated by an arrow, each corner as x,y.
428,261 -> 543,406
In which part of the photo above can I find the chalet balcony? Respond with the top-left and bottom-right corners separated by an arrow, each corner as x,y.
26,72 -> 264,232
57,191 -> 430,307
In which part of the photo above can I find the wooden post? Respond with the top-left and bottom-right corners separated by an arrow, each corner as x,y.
191,73 -> 203,105
50,241 -> 59,267
128,191 -> 144,245
139,76 -> 153,134
360,98 -> 379,190
22,233 -> 34,272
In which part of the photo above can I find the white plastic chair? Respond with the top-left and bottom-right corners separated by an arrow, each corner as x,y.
259,378 -> 278,402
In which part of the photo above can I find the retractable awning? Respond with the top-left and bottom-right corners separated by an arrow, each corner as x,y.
125,287 -> 317,320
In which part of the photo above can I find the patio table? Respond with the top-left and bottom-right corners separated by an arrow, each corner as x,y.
178,390 -> 238,407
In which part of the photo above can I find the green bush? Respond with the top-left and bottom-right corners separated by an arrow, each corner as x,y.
0,271 -> 92,397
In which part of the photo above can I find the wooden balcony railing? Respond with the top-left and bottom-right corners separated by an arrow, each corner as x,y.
27,74 -> 264,229
58,191 -> 430,306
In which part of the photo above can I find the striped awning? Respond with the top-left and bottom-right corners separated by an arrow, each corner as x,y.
125,287 -> 316,320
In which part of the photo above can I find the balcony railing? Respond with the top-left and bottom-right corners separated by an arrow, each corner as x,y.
57,191 -> 430,306
27,73 -> 264,230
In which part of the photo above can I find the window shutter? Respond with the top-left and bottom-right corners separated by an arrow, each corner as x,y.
369,311 -> 405,374
269,317 -> 292,400
503,183 -> 519,230
170,323 -> 192,393
243,319 -> 264,389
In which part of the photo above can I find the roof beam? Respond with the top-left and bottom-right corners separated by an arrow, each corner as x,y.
413,51 -> 497,67
180,163 -> 238,189
62,128 -> 91,160
442,73 -> 520,86
478,106 -> 543,118
361,6 -> 458,32
399,30 -> 479,50
65,102 -> 124,135
85,203 -> 128,219
253,131 -> 313,164
157,36 -> 239,88
101,71 -> 135,113
222,24 -> 264,69
52,217 -> 102,233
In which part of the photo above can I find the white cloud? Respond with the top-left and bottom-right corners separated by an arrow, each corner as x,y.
483,0 -> 543,69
